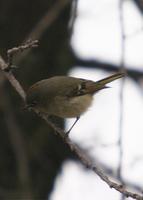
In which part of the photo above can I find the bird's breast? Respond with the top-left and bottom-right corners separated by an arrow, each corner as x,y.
50,94 -> 93,118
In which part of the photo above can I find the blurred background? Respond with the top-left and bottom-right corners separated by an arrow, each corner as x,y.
0,0 -> 143,199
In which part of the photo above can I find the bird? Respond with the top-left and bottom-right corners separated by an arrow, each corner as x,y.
26,72 -> 125,134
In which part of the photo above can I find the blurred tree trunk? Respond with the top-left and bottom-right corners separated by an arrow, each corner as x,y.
0,0 -> 75,199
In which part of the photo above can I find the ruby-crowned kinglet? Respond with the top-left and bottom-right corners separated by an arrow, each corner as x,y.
26,72 -> 125,133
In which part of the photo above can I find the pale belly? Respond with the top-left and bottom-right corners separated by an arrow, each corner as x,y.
47,94 -> 93,118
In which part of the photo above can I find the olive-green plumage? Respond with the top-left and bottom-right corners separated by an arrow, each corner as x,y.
26,72 -> 125,118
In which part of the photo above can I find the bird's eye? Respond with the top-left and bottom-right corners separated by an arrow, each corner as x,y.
77,82 -> 86,95
81,82 -> 86,89
66,82 -> 87,97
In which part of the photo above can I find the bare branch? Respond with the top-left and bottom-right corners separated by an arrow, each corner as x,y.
117,1 -> 127,199
117,0 -> 126,194
35,113 -> 143,200
68,0 -> 78,36
15,0 -> 70,64
0,55 -> 26,101
0,40 -> 38,101
25,0 -> 70,41
0,43 -> 142,200
7,40 -> 38,67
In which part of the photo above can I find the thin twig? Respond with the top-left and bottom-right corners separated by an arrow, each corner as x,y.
118,0 -> 126,199
0,55 -> 26,101
68,0 -> 78,36
7,40 -> 38,68
0,40 -> 38,101
25,0 -> 69,41
15,0 -> 70,64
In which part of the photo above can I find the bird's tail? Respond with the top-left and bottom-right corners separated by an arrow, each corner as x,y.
96,72 -> 125,85
85,72 -> 125,94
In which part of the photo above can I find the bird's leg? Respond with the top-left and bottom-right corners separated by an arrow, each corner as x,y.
66,116 -> 80,135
